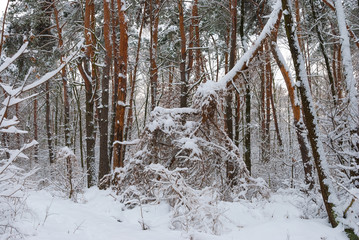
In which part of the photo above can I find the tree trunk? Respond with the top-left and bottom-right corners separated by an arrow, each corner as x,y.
124,2 -> 145,149
270,40 -> 314,189
240,0 -> 251,173
98,0 -> 112,186
149,0 -> 160,111
53,1 -> 71,147
81,0 -> 97,187
73,86 -> 84,169
113,0 -> 128,169
333,0 -> 359,189
225,0 -> 237,141
33,97 -> 38,162
310,0 -> 337,105
109,0 -> 120,163
45,81 -> 54,164
178,0 -> 187,108
281,0 -> 352,235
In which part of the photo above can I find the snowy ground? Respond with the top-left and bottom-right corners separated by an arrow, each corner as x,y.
18,188 -> 347,240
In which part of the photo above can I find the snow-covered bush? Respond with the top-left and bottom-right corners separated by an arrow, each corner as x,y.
116,163 -> 225,234
0,141 -> 37,239
114,107 -> 268,200
50,147 -> 84,201
112,105 -> 269,234
147,164 -> 224,235
0,41 -> 38,239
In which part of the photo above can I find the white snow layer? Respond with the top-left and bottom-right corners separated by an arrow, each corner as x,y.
18,188 -> 347,240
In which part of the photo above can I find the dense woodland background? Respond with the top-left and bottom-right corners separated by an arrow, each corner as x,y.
0,0 -> 359,239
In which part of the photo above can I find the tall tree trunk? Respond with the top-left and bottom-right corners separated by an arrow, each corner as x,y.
98,0 -> 112,186
225,0 -> 237,180
333,0 -> 359,188
240,0 -> 251,173
109,0 -> 120,162
281,1 -> 357,237
81,0 -> 97,187
178,0 -> 187,108
225,0 -> 237,141
113,0 -> 128,169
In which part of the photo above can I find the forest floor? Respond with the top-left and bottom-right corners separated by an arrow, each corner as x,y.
18,188 -> 347,240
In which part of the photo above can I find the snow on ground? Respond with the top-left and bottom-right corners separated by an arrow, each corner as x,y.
20,188 -> 347,240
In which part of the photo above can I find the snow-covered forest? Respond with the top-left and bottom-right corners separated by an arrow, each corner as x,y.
0,0 -> 359,239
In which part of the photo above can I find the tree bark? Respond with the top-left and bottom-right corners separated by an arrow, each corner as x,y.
149,0 -> 160,111
82,0 -> 97,187
45,81 -> 54,164
178,0 -> 187,108
113,0 -> 128,169
333,0 -> 359,188
52,1 -> 71,147
225,0 -> 237,141
98,0 -> 112,186
109,0 -> 120,163
33,97 -> 38,162
282,0 -> 350,233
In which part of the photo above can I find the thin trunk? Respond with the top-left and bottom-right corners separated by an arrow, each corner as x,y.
310,0 -> 337,105
73,86 -> 84,168
124,3 -> 145,146
0,0 -> 9,55
193,0 -> 201,82
187,5 -> 194,82
270,82 -> 282,147
149,0 -> 160,110
234,92 -> 240,146
46,81 -> 54,164
53,1 -> 71,147
15,104 -> 20,148
265,44 -> 271,150
260,47 -> 267,162
109,0 -> 120,162
33,97 -> 38,162
337,43 -> 343,99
